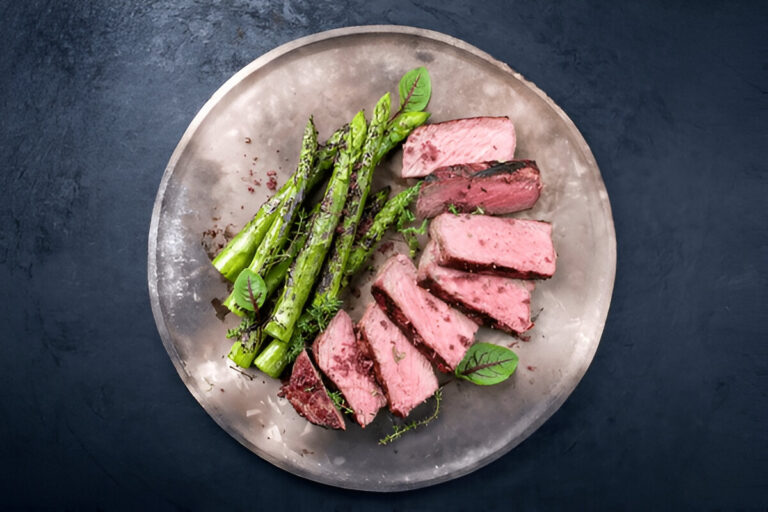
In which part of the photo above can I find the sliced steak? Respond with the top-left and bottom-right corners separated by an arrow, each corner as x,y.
312,310 -> 386,428
417,241 -> 535,334
416,160 -> 542,218
280,350 -> 345,430
357,303 -> 438,417
401,117 -> 516,178
430,213 -> 556,279
371,254 -> 478,372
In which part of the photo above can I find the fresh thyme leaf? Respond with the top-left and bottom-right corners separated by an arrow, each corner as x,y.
399,218 -> 428,258
448,204 -> 460,215
455,343 -> 519,385
379,389 -> 442,445
232,269 -> 267,312
328,390 -> 354,415
472,205 -> 485,215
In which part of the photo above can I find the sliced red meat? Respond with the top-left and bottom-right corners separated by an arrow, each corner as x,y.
312,310 -> 386,428
279,350 -> 345,430
371,254 -> 478,372
357,302 -> 438,417
416,160 -> 542,218
430,213 -> 556,279
417,241 -> 535,334
401,117 -> 516,178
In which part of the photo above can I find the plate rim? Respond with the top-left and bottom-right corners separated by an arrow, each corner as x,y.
147,24 -> 617,492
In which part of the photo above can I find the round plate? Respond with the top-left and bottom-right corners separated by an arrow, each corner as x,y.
148,25 -> 616,491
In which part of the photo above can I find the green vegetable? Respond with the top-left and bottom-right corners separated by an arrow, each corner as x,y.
394,66 -> 432,117
343,183 -> 421,287
375,111 -> 431,163
454,343 -> 519,385
448,204 -> 460,215
399,219 -> 428,259
261,111 -> 367,344
356,186 -> 391,243
313,93 -> 391,308
226,315 -> 265,368
378,389 -> 442,445
327,390 -> 354,415
211,127 -> 344,281
222,118 -> 319,315
231,269 -> 267,313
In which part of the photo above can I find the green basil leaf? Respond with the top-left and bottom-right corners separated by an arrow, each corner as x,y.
232,269 -> 267,312
398,66 -> 432,113
455,343 -> 519,385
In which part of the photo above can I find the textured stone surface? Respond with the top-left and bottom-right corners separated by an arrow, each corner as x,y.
0,0 -> 766,509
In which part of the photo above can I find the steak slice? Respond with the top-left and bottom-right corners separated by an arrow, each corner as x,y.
312,310 -> 386,428
401,117 -> 516,178
371,254 -> 478,372
416,160 -> 542,218
417,241 -> 535,334
430,213 -> 556,279
357,303 -> 438,417
280,350 -> 345,430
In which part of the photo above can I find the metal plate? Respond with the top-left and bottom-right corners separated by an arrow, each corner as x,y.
148,26 -> 616,491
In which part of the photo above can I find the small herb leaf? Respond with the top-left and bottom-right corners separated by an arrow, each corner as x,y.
398,67 -> 432,114
232,269 -> 267,312
455,343 -> 519,385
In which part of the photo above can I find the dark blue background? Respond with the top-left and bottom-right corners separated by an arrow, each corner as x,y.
1,1 -> 766,509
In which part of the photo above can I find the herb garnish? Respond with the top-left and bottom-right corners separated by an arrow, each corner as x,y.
392,66 -> 432,120
327,390 -> 354,415
232,269 -> 267,313
454,343 -> 519,385
378,389 -> 442,445
447,204 -> 460,215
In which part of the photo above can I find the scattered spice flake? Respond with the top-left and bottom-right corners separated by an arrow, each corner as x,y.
244,137 -> 252,143
247,186 -> 255,193
351,287 -> 361,298
526,365 -> 537,372
508,341 -> 520,349
377,241 -> 394,255
266,170 -> 277,176
253,179 -> 262,186
253,156 -> 258,161
201,227 -> 228,260
266,176 -> 278,191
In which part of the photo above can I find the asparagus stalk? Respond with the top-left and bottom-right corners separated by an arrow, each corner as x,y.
312,93 -> 391,305
355,185 -> 391,244
222,119 -> 319,315
255,114 -> 428,377
211,127 -> 345,281
343,183 -> 421,283
260,110 -> 368,345
226,207 -> 315,367
374,111 -> 431,163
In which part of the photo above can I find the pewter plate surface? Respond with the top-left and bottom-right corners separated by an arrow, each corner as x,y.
148,26 -> 616,491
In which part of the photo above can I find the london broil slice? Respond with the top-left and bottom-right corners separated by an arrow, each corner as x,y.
418,241 -> 535,334
279,349 -> 345,430
312,310 -> 386,428
371,254 -> 478,372
430,213 -> 556,279
416,160 -> 542,218
357,303 -> 438,418
401,117 -> 516,178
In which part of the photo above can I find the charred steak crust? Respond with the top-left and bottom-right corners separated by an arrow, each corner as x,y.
370,285 -> 450,373
356,304 -> 438,418
416,160 -> 542,218
280,350 -> 345,430
312,310 -> 385,428
416,273 -> 528,333
430,214 -> 556,279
